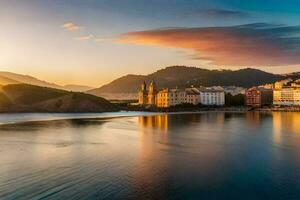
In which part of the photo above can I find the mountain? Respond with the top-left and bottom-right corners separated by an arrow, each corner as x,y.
0,75 -> 20,85
283,71 -> 300,79
0,71 -> 93,92
63,84 -> 94,92
87,66 -> 285,99
0,71 -> 63,89
0,84 -> 118,113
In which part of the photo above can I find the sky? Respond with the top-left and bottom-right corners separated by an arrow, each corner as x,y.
1,0 -> 300,87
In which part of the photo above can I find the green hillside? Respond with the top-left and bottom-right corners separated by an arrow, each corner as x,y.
0,84 -> 118,113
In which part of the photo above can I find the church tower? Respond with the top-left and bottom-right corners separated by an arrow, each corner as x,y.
148,80 -> 157,105
138,82 -> 148,105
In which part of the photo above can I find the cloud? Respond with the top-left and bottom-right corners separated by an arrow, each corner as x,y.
119,23 -> 300,66
62,22 -> 83,31
94,37 -> 114,43
194,9 -> 249,18
74,34 -> 94,40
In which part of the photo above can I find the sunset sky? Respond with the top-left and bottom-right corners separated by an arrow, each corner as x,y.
1,0 -> 300,87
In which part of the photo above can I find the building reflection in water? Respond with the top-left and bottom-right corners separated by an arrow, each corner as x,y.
138,114 -> 169,132
272,112 -> 300,145
131,115 -> 170,199
132,113 -> 228,199
245,112 -> 262,126
138,113 -> 226,132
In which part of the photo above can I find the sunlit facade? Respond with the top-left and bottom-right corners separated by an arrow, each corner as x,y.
138,80 -> 158,106
156,89 -> 186,107
273,80 -> 300,106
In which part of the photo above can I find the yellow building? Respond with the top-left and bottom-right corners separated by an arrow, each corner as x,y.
273,80 -> 300,106
156,88 -> 186,107
274,79 -> 292,90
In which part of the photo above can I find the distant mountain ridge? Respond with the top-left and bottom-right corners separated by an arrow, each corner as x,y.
88,66 -> 289,98
0,71 -> 94,92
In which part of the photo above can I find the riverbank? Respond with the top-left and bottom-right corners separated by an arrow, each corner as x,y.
120,105 -> 247,112
121,104 -> 300,112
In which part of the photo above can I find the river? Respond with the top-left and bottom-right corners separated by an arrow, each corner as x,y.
0,112 -> 300,199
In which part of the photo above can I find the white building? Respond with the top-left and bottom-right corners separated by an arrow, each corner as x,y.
198,87 -> 225,106
185,88 -> 201,105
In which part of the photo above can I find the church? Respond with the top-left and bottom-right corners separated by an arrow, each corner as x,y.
138,80 -> 157,105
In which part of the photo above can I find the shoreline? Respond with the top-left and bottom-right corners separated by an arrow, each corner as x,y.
121,105 -> 300,113
0,108 -> 299,126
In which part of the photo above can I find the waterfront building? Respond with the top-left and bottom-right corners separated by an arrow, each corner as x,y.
138,82 -> 148,105
274,79 -> 293,90
156,88 -> 186,107
199,87 -> 225,106
185,88 -> 201,105
147,81 -> 157,105
138,80 -> 158,106
246,87 -> 273,107
273,81 -> 300,106
273,88 -> 294,106
138,82 -> 225,107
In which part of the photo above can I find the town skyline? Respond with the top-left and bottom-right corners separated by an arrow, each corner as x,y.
1,0 -> 300,87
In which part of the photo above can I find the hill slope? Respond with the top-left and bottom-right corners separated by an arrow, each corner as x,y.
0,75 -> 20,85
88,66 -> 285,98
0,84 -> 118,113
0,72 -> 94,92
0,72 -> 63,89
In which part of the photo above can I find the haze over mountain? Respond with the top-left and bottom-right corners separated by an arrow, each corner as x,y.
63,84 -> 94,92
88,66 -> 293,99
0,72 -> 94,92
0,84 -> 117,113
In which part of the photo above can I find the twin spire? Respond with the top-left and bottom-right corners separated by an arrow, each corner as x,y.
138,80 -> 157,105
141,80 -> 157,92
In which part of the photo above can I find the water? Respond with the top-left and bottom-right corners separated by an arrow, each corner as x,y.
1,112 -> 300,200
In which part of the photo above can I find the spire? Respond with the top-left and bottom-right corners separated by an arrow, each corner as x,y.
149,79 -> 157,93
141,81 -> 146,91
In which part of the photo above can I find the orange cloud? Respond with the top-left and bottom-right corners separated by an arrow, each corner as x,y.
119,24 -> 300,66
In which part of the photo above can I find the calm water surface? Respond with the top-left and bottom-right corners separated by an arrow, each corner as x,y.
1,112 -> 300,200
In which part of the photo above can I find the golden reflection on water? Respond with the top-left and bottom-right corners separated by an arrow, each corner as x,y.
272,112 -> 300,134
272,112 -> 300,145
138,115 -> 169,132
